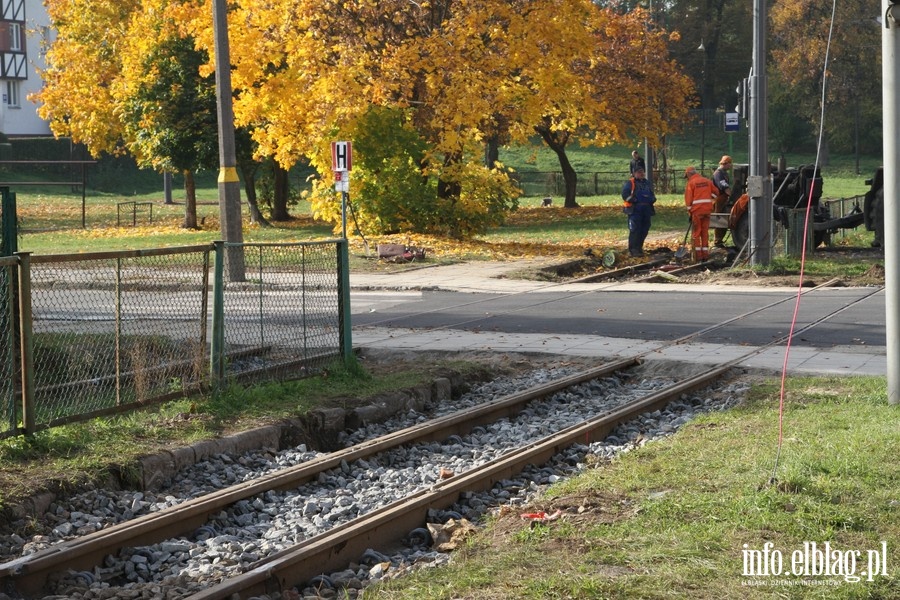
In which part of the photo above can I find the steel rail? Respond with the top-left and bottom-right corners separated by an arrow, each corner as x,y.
1,283 -> 880,596
570,256 -> 670,283
186,286 -> 884,599
186,362 -> 734,600
0,357 -> 639,596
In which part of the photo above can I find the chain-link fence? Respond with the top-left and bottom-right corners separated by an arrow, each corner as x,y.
512,171 -> 626,198
1,257 -> 16,437
512,168 -> 692,198
217,242 -> 345,384
1,240 -> 349,439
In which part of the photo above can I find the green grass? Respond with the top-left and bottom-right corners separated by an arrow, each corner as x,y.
2,138 -> 881,257
0,356 -> 440,507
364,376 -> 899,599
500,136 -> 880,187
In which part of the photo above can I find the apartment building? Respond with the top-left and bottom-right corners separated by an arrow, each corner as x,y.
1,0 -> 51,136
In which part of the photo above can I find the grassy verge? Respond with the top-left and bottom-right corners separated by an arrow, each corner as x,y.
367,376 -> 899,599
0,357 -> 443,510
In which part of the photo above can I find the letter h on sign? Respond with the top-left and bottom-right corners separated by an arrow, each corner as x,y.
331,141 -> 352,172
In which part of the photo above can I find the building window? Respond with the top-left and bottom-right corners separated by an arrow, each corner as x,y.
40,26 -> 51,57
10,23 -> 22,52
5,80 -> 20,108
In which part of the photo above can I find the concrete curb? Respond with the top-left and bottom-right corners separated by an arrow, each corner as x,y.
5,373 -> 472,524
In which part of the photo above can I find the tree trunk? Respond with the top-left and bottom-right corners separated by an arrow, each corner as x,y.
436,152 -> 464,237
437,150 -> 463,201
271,163 -> 290,221
182,169 -> 198,229
239,163 -> 271,226
535,123 -> 578,208
484,135 -> 500,169
657,137 -> 669,193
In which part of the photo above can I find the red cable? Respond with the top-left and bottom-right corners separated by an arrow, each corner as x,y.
774,172 -> 818,469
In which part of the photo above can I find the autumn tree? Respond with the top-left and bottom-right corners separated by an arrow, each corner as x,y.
36,0 -> 208,227
117,14 -> 219,229
770,0 -> 882,157
35,0 -> 140,154
500,5 -> 694,207
176,0 -> 523,237
374,1 -> 693,208
145,1 -> 691,229
36,0 -> 274,228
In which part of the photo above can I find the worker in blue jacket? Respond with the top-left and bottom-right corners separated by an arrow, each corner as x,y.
621,165 -> 656,257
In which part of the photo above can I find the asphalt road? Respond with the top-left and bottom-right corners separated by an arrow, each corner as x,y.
351,286 -> 886,350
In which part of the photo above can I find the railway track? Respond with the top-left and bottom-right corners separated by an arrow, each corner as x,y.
355,250 -> 725,333
187,362 -> 734,600
0,264 -> 882,599
2,357 -> 735,599
570,253 -> 713,284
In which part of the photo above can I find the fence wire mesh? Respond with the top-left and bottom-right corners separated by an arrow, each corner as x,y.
0,241 -> 346,437
512,168 -> 688,199
221,243 -> 342,381
27,248 -> 212,427
0,259 -> 16,437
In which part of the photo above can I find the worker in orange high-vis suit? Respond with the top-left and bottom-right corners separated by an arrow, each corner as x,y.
683,166 -> 715,261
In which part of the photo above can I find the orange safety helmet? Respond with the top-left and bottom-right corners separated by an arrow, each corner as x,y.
683,166 -> 697,178
719,155 -> 733,166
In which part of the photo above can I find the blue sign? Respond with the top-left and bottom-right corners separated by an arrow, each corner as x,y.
725,112 -> 740,132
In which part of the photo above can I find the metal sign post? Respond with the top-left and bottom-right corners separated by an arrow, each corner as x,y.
331,141 -> 353,239
724,112 -> 739,158
334,171 -> 350,239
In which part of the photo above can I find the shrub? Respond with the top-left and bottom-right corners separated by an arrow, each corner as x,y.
308,107 -> 520,239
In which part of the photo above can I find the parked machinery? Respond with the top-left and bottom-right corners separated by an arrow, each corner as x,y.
717,163 -> 865,249
862,166 -> 884,248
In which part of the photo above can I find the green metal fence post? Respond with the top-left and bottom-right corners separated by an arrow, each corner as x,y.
336,238 -> 353,361
0,187 -> 13,433
1,186 -> 18,256
211,241 -> 226,389
115,257 -> 123,405
15,251 -> 34,434
257,246 -> 264,346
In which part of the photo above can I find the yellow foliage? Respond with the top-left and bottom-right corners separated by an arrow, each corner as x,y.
36,0 -> 144,154
38,0 -> 692,229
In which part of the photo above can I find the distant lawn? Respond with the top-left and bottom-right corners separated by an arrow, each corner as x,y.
10,191 -> 879,268
3,139 -> 880,256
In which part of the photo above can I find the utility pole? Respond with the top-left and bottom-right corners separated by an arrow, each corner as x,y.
212,0 -> 246,281
883,0 -> 900,404
698,40 -> 707,172
748,0 -> 772,266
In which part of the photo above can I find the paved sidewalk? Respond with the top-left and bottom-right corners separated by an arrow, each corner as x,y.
349,260 -> 887,377
350,259 -> 564,294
